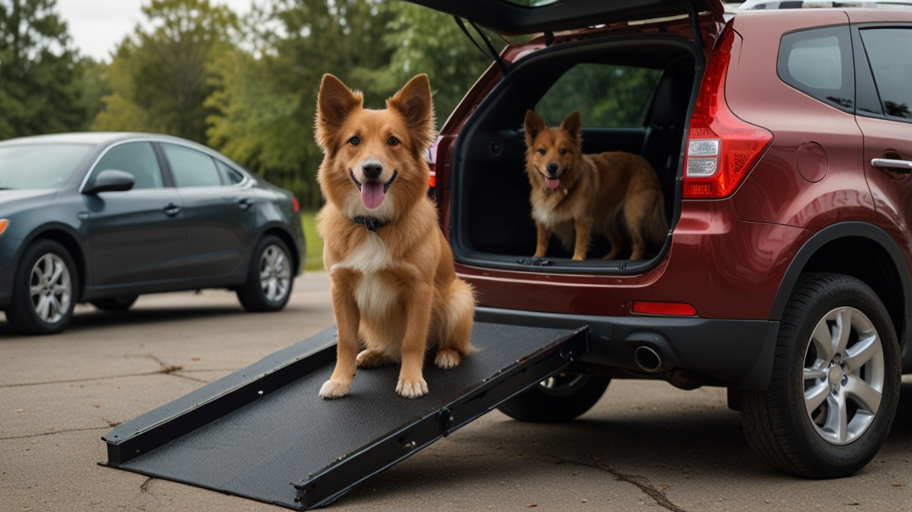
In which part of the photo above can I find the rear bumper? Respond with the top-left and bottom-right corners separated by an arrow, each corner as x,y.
476,307 -> 779,390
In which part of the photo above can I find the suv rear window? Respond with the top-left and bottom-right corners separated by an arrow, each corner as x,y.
859,28 -> 912,120
778,25 -> 854,112
535,64 -> 663,127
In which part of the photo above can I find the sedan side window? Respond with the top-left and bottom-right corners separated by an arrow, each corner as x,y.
860,28 -> 912,120
162,144 -> 222,188
90,142 -> 163,189
215,160 -> 246,185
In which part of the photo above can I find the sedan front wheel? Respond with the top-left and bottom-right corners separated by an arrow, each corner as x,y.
7,239 -> 78,335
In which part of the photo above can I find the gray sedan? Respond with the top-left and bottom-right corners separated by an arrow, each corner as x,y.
0,132 -> 305,335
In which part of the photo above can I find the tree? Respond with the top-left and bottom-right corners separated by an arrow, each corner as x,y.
0,0 -> 84,139
92,0 -> 238,143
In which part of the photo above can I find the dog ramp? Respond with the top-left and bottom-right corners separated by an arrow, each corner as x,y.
101,322 -> 589,509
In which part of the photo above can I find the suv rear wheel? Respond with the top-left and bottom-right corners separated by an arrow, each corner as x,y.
7,239 -> 78,335
740,274 -> 901,478
497,373 -> 610,422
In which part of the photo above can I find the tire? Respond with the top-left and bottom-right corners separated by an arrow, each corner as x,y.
497,372 -> 610,422
6,239 -> 78,335
740,273 -> 901,478
236,235 -> 294,312
90,295 -> 138,311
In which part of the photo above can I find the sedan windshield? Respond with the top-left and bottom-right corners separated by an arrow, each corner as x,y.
0,144 -> 94,190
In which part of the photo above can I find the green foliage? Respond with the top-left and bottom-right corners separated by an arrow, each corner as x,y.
0,0 -> 84,139
536,64 -> 663,128
300,211 -> 324,270
92,0 -> 238,143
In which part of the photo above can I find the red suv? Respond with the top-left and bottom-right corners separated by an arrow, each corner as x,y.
411,0 -> 912,478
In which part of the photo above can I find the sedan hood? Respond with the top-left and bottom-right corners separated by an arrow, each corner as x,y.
404,0 -> 724,35
0,189 -> 57,215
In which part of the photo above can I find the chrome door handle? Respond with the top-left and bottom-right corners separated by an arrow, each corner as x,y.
164,203 -> 181,216
871,158 -> 912,173
238,198 -> 254,210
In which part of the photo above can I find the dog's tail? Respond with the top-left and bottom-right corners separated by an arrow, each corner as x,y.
649,196 -> 670,246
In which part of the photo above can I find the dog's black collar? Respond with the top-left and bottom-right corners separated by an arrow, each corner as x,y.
353,216 -> 390,232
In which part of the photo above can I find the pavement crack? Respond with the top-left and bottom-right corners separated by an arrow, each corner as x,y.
0,425 -> 109,441
140,354 -> 184,374
139,477 -> 155,493
549,454 -> 686,512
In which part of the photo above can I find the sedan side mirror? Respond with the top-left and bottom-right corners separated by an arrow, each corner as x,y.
83,170 -> 135,194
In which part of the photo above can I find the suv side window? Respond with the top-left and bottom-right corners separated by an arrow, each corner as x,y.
778,25 -> 854,112
90,142 -> 164,189
535,64 -> 663,127
162,143 -> 222,188
859,28 -> 912,120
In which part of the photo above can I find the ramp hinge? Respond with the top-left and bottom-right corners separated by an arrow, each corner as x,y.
437,408 -> 455,437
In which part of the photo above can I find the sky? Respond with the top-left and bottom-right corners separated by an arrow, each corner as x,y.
55,0 -> 259,62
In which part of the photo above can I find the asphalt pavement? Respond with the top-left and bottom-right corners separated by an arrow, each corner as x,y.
2,271 -> 911,511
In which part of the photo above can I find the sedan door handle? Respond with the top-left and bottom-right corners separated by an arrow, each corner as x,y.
238,198 -> 254,210
871,158 -> 912,173
164,203 -> 181,217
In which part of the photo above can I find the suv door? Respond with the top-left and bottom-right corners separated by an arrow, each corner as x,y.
83,141 -> 185,286
852,25 -> 912,241
160,143 -> 257,278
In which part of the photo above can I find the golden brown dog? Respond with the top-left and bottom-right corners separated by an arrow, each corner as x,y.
524,110 -> 668,261
315,74 -> 475,399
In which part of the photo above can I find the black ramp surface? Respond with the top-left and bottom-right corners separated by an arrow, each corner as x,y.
107,322 -> 587,509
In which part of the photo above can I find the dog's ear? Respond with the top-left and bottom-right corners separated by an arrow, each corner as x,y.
315,74 -> 363,149
388,74 -> 435,149
560,111 -> 582,141
524,110 -> 546,143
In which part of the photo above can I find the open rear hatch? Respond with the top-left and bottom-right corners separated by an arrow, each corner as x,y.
411,0 -> 725,274
405,0 -> 724,35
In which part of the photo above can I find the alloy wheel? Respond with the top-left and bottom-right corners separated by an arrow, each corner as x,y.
803,306 -> 884,446
29,253 -> 72,324
259,245 -> 291,303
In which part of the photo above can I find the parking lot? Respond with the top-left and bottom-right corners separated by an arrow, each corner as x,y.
2,271 -> 911,511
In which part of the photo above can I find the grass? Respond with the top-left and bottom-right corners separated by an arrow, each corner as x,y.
301,212 -> 325,271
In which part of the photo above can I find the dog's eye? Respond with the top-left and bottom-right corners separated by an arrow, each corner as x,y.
537,148 -> 546,155
388,137 -> 399,146
559,149 -> 567,156
348,136 -> 360,146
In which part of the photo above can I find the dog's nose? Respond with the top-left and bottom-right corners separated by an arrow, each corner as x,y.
546,163 -> 559,175
362,161 -> 383,180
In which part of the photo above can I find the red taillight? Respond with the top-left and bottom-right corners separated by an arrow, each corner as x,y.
427,136 -> 441,188
291,196 -> 300,213
631,301 -> 697,316
683,28 -> 772,199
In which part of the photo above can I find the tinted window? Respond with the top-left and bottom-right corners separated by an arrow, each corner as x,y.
536,64 -> 663,127
92,142 -> 163,189
162,144 -> 222,187
215,160 -> 245,185
860,28 -> 912,120
778,26 -> 854,111
0,144 -> 93,190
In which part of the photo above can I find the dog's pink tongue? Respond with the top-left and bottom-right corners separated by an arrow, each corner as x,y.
545,177 -> 561,190
361,181 -> 385,209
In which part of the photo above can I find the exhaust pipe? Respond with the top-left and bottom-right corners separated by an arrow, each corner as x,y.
634,346 -> 663,373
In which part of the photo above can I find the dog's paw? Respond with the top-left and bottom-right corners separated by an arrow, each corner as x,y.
396,377 -> 428,399
356,349 -> 391,368
319,379 -> 351,399
434,349 -> 461,370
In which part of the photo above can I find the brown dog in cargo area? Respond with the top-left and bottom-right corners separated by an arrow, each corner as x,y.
314,73 -> 475,400
524,110 -> 668,261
